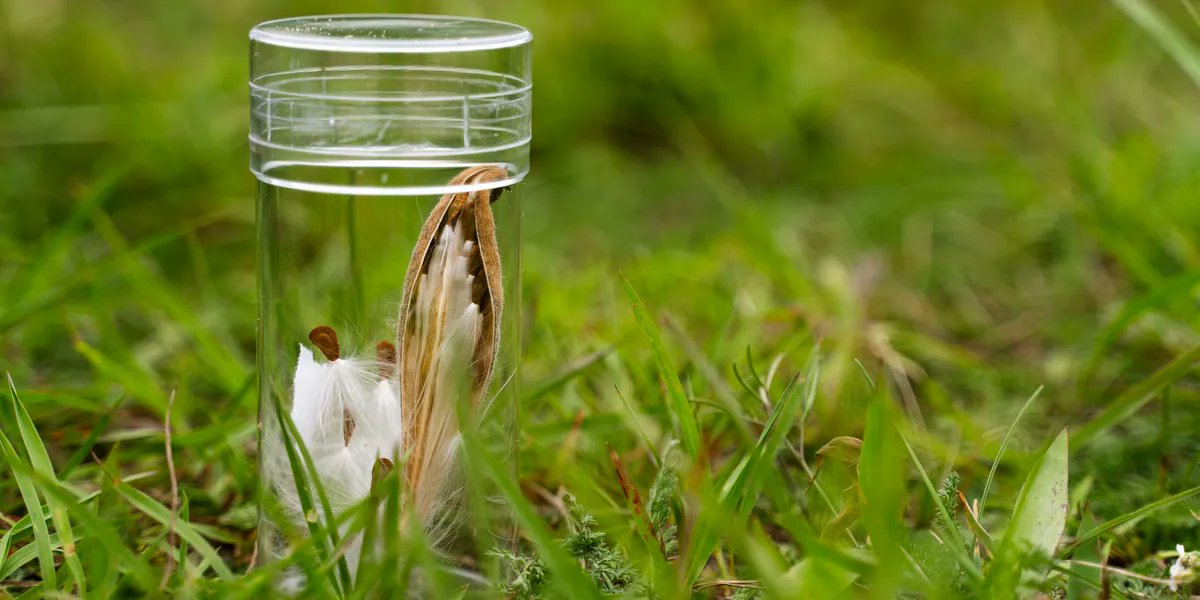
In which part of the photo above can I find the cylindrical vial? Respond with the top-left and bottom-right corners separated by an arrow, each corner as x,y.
249,15 -> 530,590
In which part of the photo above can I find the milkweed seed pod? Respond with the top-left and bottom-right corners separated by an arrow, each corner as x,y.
275,166 -> 509,580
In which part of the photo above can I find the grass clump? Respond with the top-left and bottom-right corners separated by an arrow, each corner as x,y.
3,0 -> 1200,597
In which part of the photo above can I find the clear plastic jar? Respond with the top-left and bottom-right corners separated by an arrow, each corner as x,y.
249,15 -> 530,590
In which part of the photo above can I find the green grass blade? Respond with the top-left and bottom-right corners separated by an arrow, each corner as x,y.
1111,0 -> 1200,87
858,399 -> 906,593
0,531 -> 61,580
620,273 -> 701,457
800,349 -> 821,422
270,397 -> 352,595
0,452 -> 156,591
72,339 -> 169,414
178,491 -> 191,586
736,371 -> 806,520
522,347 -> 613,402
0,430 -> 56,589
1073,345 -> 1200,448
59,395 -> 121,478
785,555 -> 859,597
28,468 -> 157,591
110,479 -> 234,580
1066,510 -> 1101,600
0,511 -> 31,570
462,434 -> 603,600
613,385 -> 662,465
1075,271 -> 1200,393
980,386 -> 1043,508
900,433 -> 982,581
1060,484 -> 1200,556
663,314 -> 754,443
684,365 -> 807,584
959,493 -> 995,553
7,374 -> 87,593
0,489 -> 100,578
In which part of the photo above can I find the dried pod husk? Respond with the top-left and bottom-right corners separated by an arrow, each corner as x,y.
395,165 -> 508,521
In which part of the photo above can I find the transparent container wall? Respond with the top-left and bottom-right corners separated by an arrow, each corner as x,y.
250,15 -> 530,587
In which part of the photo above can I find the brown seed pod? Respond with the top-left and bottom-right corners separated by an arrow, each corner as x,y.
395,165 -> 508,519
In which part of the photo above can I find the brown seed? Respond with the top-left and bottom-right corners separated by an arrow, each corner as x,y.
376,340 -> 397,379
308,325 -> 340,361
343,409 -> 355,447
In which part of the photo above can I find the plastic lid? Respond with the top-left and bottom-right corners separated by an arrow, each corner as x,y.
249,15 -> 532,195
251,15 -> 532,53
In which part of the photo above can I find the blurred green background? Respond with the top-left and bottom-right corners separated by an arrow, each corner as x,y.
2,0 -> 1200,594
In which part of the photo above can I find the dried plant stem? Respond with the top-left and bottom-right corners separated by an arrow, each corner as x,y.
1062,559 -> 1179,588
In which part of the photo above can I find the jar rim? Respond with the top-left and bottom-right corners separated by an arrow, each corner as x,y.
249,14 -> 533,54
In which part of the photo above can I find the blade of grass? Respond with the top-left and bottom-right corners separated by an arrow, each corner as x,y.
684,368 -> 805,585
1073,345 -> 1200,448
1075,271 -> 1200,393
523,348 -> 613,402
958,492 -> 994,555
270,397 -> 352,594
1060,484 -> 1200,555
613,385 -> 662,466
18,461 -> 158,590
621,274 -> 701,457
736,372 -> 805,518
662,314 -> 753,443
980,386 -> 1043,508
72,339 -> 169,415
1067,510 -> 1102,600
0,511 -> 35,571
0,531 -> 62,580
109,479 -> 233,580
859,399 -> 906,594
0,430 -> 56,589
461,433 -> 604,600
7,374 -> 87,593
177,492 -> 191,587
900,433 -> 982,581
1112,0 -> 1200,87
60,395 -> 123,478
0,489 -> 101,584
800,349 -> 821,422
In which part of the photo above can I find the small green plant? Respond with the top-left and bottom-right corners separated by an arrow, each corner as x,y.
647,443 -> 682,559
493,494 -> 637,598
